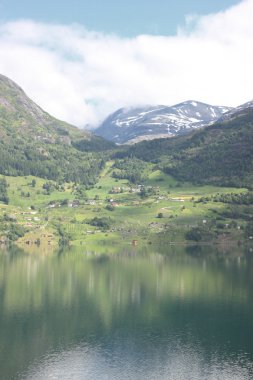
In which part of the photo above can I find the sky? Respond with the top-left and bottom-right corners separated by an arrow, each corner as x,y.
0,0 -> 252,127
0,0 -> 239,37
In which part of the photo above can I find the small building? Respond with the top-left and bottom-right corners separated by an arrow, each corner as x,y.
68,200 -> 80,208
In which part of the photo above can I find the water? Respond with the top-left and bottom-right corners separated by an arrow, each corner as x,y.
1,245 -> 253,380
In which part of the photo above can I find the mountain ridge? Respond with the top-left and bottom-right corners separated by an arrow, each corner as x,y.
95,100 -> 232,144
122,102 -> 253,188
0,74 -> 111,185
0,73 -> 90,144
218,99 -> 253,122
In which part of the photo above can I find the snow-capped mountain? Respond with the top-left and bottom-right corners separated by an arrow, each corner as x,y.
95,101 -> 232,144
218,100 -> 253,122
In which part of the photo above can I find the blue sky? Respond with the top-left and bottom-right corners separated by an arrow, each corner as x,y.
0,0 -> 252,127
0,0 -> 240,36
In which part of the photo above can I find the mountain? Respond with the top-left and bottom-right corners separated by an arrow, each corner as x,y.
218,100 -> 253,122
0,74 -> 113,185
95,101 -> 232,144
123,100 -> 253,188
0,74 -> 90,144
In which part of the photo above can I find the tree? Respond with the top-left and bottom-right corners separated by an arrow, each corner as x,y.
185,227 -> 203,242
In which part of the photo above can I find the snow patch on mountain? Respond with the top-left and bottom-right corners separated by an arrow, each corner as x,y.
95,100 -> 232,144
218,100 -> 253,122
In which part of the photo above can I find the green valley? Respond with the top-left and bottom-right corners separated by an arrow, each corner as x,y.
1,74 -> 253,249
0,163 -> 251,250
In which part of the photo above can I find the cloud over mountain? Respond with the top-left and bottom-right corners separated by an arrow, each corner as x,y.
0,0 -> 252,127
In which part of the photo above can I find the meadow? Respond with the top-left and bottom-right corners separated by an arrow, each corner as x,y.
0,160 -> 249,251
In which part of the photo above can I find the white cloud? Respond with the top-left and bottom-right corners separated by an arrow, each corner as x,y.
0,0 -> 252,128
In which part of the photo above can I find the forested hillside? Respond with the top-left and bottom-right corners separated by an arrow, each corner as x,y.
121,106 -> 253,188
0,74 -> 113,185
1,73 -> 253,190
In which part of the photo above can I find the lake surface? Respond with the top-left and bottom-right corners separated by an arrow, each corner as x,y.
1,244 -> 253,380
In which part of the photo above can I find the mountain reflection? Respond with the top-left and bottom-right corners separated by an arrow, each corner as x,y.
0,246 -> 253,380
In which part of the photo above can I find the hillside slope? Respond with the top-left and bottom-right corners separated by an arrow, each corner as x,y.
0,74 -> 111,184
124,103 -> 253,188
0,74 -> 90,144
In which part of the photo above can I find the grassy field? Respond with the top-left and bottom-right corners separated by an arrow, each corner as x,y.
0,162 -> 250,251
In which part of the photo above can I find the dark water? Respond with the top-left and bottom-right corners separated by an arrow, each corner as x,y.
1,245 -> 253,380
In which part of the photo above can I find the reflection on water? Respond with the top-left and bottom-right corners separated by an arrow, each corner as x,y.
0,245 -> 253,379
22,341 -> 253,380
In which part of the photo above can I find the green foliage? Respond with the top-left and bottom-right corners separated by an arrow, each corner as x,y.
72,136 -> 115,152
0,74 -> 108,186
57,226 -> 71,246
105,204 -> 115,211
61,199 -> 69,206
1,213 -> 16,222
139,186 -> 156,198
87,217 -> 112,230
0,140 -> 105,186
185,227 -> 203,242
122,108 -> 253,189
43,182 -> 57,194
112,158 -> 148,184
0,169 -> 250,245
0,218 -> 27,241
31,179 -> 36,187
0,177 -> 9,204
7,224 -> 27,241
197,192 -> 253,205
185,227 -> 214,242
245,222 -> 253,239
73,185 -> 88,200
